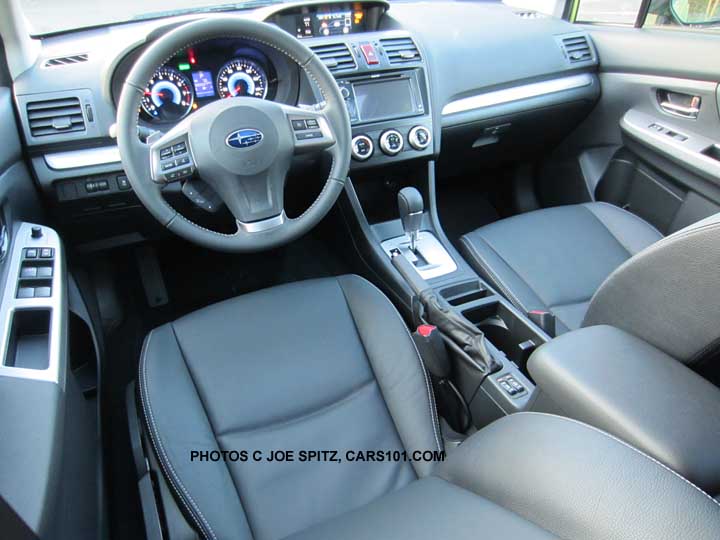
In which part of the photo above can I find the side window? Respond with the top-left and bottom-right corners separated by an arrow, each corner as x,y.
572,0 -> 720,30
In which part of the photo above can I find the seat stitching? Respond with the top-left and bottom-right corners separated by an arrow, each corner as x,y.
139,329 -> 218,540
460,236 -> 532,313
518,412 -> 720,509
359,277 -> 443,453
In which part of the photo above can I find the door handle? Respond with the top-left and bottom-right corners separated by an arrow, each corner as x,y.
657,90 -> 701,119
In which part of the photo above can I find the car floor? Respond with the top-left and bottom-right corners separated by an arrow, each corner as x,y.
93,218 -> 355,540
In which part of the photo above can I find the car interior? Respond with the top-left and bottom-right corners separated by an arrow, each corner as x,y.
1,0 -> 720,538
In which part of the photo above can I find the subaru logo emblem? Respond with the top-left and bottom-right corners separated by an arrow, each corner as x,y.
226,129 -> 263,149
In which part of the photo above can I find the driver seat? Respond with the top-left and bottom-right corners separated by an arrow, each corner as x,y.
138,275 -> 720,539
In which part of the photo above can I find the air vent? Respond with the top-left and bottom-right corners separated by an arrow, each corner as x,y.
44,54 -> 88,68
309,43 -> 356,73
560,35 -> 593,63
26,97 -> 86,137
380,37 -> 421,65
513,10 -> 545,19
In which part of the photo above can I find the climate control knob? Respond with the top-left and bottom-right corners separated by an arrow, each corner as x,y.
408,126 -> 432,150
379,129 -> 404,156
351,135 -> 374,161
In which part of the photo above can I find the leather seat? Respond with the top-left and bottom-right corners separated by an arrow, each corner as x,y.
460,202 -> 662,333
139,275 -> 720,539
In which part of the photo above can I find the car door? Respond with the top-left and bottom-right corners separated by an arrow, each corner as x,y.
0,38 -> 102,540
541,0 -> 720,233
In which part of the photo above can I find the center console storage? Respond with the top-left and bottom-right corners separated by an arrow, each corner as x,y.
528,324 -> 720,494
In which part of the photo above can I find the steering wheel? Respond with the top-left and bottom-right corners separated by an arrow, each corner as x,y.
117,17 -> 351,252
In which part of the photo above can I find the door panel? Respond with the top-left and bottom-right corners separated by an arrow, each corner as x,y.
548,25 -> 720,233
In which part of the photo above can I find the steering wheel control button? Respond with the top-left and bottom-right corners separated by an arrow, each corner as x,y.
408,126 -> 432,150
379,130 -> 404,156
360,43 -> 380,65
351,135 -> 374,161
160,147 -> 173,159
296,131 -> 323,141
305,118 -> 319,129
291,119 -> 307,131
172,142 -> 187,155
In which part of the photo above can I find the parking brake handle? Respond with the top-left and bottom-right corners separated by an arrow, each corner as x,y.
391,250 -> 501,376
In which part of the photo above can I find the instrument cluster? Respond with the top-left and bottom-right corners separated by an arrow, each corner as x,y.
138,39 -> 278,124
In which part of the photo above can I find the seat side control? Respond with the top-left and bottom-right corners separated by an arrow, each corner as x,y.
497,374 -> 526,397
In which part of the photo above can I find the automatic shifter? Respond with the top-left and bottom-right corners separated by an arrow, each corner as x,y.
398,187 -> 423,251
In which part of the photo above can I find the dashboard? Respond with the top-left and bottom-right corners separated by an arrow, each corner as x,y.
111,38 -> 299,126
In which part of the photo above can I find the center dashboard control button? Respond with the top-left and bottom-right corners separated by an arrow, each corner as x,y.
351,135 -> 374,161
408,126 -> 432,150
359,43 -> 380,65
379,129 -> 404,156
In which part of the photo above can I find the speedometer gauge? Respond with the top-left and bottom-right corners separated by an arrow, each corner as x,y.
141,67 -> 194,122
216,58 -> 268,99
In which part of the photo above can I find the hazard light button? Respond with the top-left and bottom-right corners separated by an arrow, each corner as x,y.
359,43 -> 379,65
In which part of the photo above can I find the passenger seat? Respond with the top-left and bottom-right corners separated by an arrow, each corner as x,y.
459,202 -> 662,334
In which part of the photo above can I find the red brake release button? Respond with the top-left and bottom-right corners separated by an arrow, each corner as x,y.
360,43 -> 379,65
417,324 -> 437,338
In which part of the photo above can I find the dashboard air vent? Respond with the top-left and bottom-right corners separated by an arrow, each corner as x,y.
44,53 -> 89,68
380,37 -> 421,65
560,35 -> 593,63
309,43 -> 356,73
26,96 -> 86,137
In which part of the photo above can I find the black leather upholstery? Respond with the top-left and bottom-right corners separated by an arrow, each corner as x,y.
528,325 -> 720,495
139,275 -> 720,539
460,202 -> 662,333
139,276 -> 440,540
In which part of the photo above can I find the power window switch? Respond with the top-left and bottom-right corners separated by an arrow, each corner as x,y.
40,248 -> 54,259
20,266 -> 38,278
17,287 -> 35,299
25,248 -> 38,259
34,287 -> 52,298
37,266 -> 53,278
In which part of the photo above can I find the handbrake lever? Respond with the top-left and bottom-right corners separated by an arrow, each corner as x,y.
391,250 -> 501,376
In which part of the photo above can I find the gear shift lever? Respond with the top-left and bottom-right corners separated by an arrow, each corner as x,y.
398,187 -> 423,251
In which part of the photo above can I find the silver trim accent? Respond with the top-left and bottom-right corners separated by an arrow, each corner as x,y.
659,101 -> 700,119
441,73 -> 594,116
238,212 -> 286,233
379,129 -> 404,156
381,231 -> 457,280
0,223 -> 66,386
44,145 -> 121,170
351,134 -> 374,161
408,125 -> 431,150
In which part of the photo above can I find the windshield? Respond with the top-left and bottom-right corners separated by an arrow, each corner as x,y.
19,0 -> 283,36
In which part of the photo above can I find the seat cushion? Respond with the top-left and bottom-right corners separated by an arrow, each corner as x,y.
291,413 -> 720,540
459,202 -> 662,333
139,275 -> 441,540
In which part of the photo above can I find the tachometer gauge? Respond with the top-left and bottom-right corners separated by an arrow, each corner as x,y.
216,58 -> 268,99
141,67 -> 194,122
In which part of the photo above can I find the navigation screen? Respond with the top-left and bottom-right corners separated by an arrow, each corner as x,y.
191,71 -> 215,98
296,7 -> 365,38
354,79 -> 415,121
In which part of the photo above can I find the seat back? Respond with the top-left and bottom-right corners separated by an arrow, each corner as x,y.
583,212 -> 720,367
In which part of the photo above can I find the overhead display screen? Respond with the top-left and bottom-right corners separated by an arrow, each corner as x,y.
295,5 -> 366,38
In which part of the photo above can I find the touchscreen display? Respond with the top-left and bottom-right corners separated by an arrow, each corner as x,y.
354,79 -> 415,121
191,71 -> 215,98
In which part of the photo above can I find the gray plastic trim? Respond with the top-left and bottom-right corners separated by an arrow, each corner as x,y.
44,145 -> 121,170
441,73 -> 594,116
621,109 -> 720,185
0,223 -> 66,386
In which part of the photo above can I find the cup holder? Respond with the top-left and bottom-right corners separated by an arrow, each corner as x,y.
440,280 -> 490,307
462,301 -> 544,366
